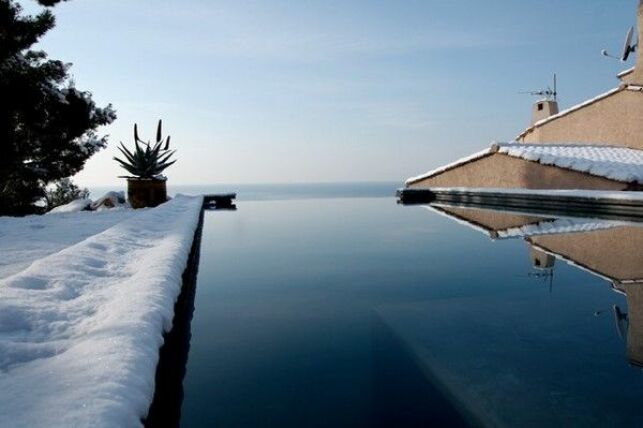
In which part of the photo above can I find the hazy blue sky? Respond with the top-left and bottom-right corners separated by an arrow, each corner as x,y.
23,0 -> 638,185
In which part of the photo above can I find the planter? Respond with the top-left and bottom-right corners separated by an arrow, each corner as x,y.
127,178 -> 167,209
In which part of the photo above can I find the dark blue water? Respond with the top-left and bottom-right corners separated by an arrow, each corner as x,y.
175,186 -> 643,427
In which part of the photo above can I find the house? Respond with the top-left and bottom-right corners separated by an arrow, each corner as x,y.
405,1 -> 643,193
428,203 -> 643,365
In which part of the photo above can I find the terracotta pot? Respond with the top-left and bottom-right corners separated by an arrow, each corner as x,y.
127,178 -> 167,209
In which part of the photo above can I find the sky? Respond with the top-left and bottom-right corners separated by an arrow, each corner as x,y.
21,0 -> 640,186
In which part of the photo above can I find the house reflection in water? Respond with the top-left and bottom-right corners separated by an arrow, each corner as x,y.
430,203 -> 643,366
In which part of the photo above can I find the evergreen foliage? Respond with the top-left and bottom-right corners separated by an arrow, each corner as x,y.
44,177 -> 89,210
0,0 -> 116,215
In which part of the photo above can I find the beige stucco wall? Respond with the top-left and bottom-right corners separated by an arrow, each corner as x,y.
518,89 -> 643,150
407,153 -> 627,190
428,203 -> 643,363
531,226 -> 643,365
630,1 -> 643,85
619,69 -> 634,84
437,206 -> 543,232
622,282 -> 643,366
530,227 -> 643,365
529,227 -> 643,282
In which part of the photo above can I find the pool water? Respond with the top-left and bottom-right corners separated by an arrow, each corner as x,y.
177,195 -> 643,427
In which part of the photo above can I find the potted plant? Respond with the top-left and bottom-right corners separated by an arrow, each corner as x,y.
114,120 -> 176,208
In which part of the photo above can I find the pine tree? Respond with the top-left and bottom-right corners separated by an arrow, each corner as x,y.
0,0 -> 116,215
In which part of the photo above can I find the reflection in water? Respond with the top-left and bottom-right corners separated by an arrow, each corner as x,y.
178,197 -> 643,427
430,203 -> 643,367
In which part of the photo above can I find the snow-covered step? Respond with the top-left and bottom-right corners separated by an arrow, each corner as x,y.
0,195 -> 203,428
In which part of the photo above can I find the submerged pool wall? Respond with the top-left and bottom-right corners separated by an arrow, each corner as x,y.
144,207 -> 205,426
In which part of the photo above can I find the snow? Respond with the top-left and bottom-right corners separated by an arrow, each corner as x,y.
0,194 -> 203,427
406,142 -> 643,186
0,210 -> 135,279
617,67 -> 634,78
425,204 -> 639,240
90,191 -> 128,211
496,143 -> 643,183
496,218 -> 628,239
48,192 -> 129,214
48,198 -> 91,214
425,204 -> 641,284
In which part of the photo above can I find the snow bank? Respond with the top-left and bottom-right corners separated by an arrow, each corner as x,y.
497,143 -> 643,183
0,209 -> 136,280
90,191 -> 128,211
0,195 -> 203,427
47,192 -> 129,214
48,198 -> 91,214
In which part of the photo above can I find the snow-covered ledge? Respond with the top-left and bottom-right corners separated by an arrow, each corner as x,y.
0,194 -> 203,427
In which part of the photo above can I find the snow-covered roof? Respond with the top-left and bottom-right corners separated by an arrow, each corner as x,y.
427,203 -> 642,240
496,218 -> 626,239
405,142 -> 643,185
497,143 -> 643,183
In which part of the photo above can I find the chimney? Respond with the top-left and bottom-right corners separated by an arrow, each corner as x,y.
529,245 -> 555,270
629,0 -> 643,84
530,99 -> 559,125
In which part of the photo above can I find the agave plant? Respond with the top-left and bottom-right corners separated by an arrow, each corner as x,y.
114,120 -> 176,179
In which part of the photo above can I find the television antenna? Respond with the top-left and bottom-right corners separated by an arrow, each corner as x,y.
519,73 -> 557,101
602,26 -> 638,61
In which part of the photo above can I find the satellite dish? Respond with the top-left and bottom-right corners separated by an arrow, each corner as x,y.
613,305 -> 628,341
621,26 -> 637,62
602,26 -> 638,62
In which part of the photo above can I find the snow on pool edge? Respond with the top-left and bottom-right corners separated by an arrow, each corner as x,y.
0,195 -> 203,428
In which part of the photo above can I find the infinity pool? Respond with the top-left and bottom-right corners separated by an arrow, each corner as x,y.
176,195 -> 643,427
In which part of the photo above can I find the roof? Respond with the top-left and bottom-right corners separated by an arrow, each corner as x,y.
617,67 -> 635,79
497,143 -> 643,183
496,218 -> 625,239
428,205 -> 631,240
405,148 -> 494,185
516,86 -> 625,140
426,204 -> 643,284
405,142 -> 643,185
